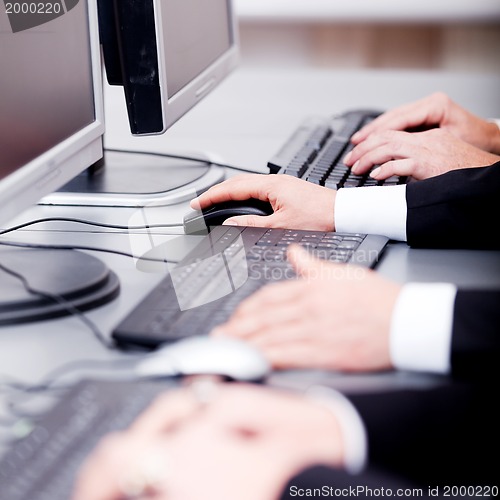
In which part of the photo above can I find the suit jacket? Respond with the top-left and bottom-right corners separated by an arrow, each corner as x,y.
406,161 -> 500,249
280,164 -> 500,496
280,381 -> 498,498
451,290 -> 500,380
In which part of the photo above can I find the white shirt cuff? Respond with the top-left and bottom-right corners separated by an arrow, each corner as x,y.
306,385 -> 367,475
335,185 -> 407,241
490,119 -> 500,130
390,283 -> 457,374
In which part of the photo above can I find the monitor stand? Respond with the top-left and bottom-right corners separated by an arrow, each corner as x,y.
39,149 -> 225,207
0,248 -> 120,325
22,148 -> 223,325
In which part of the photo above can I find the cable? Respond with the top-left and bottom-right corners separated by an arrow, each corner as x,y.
0,240 -> 179,264
0,260 -> 115,350
105,147 -> 266,174
1,357 -> 145,396
0,217 -> 183,236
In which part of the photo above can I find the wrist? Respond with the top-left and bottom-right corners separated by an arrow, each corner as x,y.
306,386 -> 367,474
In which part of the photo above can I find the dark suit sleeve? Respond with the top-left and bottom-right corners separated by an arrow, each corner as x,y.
347,383 -> 499,487
280,382 -> 498,498
450,289 -> 500,380
406,161 -> 500,249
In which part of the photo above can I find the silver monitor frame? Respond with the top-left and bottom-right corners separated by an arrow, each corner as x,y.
0,0 -> 104,227
152,0 -> 240,134
39,0 -> 239,208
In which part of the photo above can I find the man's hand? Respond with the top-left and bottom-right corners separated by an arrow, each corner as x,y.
345,128 -> 500,180
213,246 -> 401,372
349,92 -> 500,155
191,174 -> 336,231
72,383 -> 344,500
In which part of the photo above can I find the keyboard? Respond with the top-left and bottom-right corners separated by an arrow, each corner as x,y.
0,379 -> 177,500
112,225 -> 388,348
268,109 -> 407,188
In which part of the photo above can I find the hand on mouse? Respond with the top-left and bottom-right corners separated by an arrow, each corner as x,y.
213,246 -> 400,372
345,128 -> 500,181
191,174 -> 336,231
72,382 -> 344,500
349,92 -> 500,155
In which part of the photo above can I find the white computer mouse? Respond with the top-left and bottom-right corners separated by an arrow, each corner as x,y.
135,336 -> 270,382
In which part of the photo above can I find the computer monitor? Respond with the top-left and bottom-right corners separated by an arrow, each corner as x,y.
44,0 -> 239,207
0,0 -> 104,227
0,0 -> 118,325
0,0 -> 238,324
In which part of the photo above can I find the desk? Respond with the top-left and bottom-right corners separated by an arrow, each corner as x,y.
1,68 -> 500,439
234,0 -> 500,23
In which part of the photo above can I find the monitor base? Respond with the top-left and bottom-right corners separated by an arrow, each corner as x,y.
0,249 -> 120,326
39,149 -> 225,207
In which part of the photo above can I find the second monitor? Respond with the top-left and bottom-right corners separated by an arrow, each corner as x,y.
45,0 -> 239,207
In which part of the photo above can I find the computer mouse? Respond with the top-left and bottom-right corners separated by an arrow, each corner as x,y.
184,199 -> 274,234
135,336 -> 271,382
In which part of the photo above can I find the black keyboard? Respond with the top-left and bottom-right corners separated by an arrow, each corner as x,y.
112,225 -> 388,348
0,379 -> 177,500
268,109 -> 407,188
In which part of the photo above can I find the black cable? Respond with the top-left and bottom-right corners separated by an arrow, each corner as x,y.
0,240 -> 179,264
0,217 -> 183,236
0,260 -> 115,350
105,147 -> 266,174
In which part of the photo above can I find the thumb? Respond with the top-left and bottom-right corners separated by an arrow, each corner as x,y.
370,159 -> 414,180
287,245 -> 331,281
223,214 -> 273,227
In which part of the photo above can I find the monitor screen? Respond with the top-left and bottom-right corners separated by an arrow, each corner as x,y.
157,0 -> 238,132
0,0 -> 104,226
162,0 -> 232,97
107,0 -> 238,135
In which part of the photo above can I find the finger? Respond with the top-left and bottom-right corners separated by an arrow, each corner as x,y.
72,433 -> 131,500
264,339 -> 358,371
351,97 -> 441,144
190,174 -> 270,210
262,341 -> 323,370
74,436 -> 171,500
213,304 -> 299,340
212,284 -> 306,338
128,389 -> 200,436
247,320 -> 311,349
229,280 -> 305,317
370,159 -> 418,180
222,214 -> 273,227
219,302 -> 305,340
352,136 -> 423,175
350,105 -> 418,144
347,131 -> 395,170
287,245 -> 340,281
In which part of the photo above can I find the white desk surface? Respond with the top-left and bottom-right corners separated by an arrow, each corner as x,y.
1,68 -> 500,430
234,0 -> 500,23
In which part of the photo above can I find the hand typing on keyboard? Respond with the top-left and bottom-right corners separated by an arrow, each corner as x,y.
72,381 -> 344,500
351,92 -> 500,155
345,92 -> 500,180
345,128 -> 500,182
212,245 -> 401,372
191,174 -> 336,232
